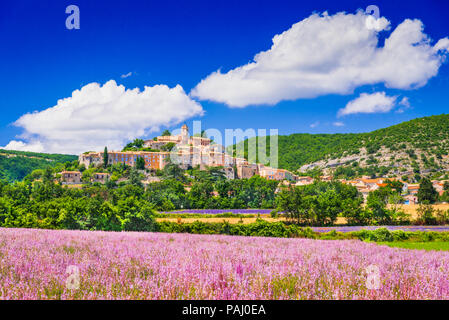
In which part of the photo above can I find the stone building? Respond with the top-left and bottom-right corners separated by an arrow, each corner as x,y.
60,171 -> 82,184
92,172 -> 110,184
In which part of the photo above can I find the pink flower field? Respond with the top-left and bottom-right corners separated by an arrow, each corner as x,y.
1,227 -> 449,300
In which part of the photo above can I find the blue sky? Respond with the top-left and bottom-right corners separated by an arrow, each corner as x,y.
1,0 -> 448,154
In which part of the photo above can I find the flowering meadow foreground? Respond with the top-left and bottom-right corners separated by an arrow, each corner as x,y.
1,228 -> 449,299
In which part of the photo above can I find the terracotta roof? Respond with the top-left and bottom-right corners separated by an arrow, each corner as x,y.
361,178 -> 383,183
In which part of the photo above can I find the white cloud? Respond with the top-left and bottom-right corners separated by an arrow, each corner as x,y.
310,121 -> 320,128
399,97 -> 410,107
3,140 -> 44,153
338,92 -> 396,116
121,72 -> 133,78
333,121 -> 345,127
3,80 -> 204,154
191,11 -> 449,108
396,97 -> 411,113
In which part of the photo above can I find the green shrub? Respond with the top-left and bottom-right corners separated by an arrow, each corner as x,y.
391,230 -> 410,241
415,204 -> 437,225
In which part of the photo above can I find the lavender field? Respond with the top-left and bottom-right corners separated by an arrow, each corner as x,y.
1,227 -> 449,299
312,225 -> 449,233
159,209 -> 274,215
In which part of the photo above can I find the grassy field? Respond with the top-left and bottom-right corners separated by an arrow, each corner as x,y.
378,241 -> 449,251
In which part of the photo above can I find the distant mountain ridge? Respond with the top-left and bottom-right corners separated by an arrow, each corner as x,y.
231,114 -> 449,179
0,149 -> 77,182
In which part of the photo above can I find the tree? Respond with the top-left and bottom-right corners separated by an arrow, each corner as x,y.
81,170 -> 93,183
64,161 -> 72,170
162,162 -> 185,182
334,166 -> 356,179
276,181 -> 362,226
207,166 -> 226,182
122,138 -> 145,151
188,181 -> 215,208
105,176 -> 117,189
29,169 -> 44,181
129,168 -> 143,188
135,156 -> 145,170
121,202 -> 156,231
103,147 -> 108,168
416,203 -> 437,225
413,174 -> 421,183
385,179 -> 404,194
160,142 -> 176,152
444,181 -> 449,191
366,187 -> 393,225
275,186 -> 303,224
133,138 -> 144,149
418,178 -> 438,204
43,167 -> 53,184
162,130 -> 171,136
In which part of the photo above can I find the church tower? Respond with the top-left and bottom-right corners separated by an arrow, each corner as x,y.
181,124 -> 189,145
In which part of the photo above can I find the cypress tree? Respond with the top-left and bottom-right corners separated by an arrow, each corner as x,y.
103,147 -> 108,168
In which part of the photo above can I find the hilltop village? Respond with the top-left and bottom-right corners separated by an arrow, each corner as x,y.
47,124 -> 446,205
78,124 -> 295,182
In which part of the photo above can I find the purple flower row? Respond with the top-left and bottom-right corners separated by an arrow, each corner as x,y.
159,209 -> 274,214
311,226 -> 449,233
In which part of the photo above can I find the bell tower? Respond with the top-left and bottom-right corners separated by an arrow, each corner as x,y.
181,124 -> 189,145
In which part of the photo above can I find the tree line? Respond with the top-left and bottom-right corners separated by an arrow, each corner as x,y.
0,157 -> 447,231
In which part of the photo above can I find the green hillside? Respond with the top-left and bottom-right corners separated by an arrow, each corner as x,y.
0,149 -> 77,182
231,114 -> 449,175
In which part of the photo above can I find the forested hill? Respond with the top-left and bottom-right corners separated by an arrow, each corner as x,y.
231,114 -> 449,176
0,149 -> 77,182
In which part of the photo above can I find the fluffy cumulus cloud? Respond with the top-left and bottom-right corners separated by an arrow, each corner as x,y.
338,92 -> 397,116
191,11 -> 449,108
3,80 -> 203,154
2,140 -> 45,153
